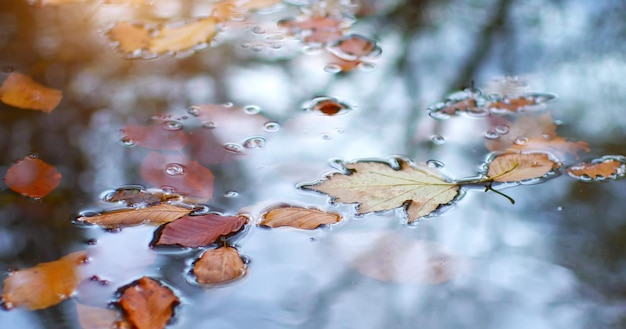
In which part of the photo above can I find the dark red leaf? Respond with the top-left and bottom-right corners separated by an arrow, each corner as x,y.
139,152 -> 214,200
154,213 -> 247,247
120,123 -> 187,150
4,155 -> 62,199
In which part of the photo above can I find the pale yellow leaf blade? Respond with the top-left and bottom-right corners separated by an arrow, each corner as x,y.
108,22 -> 151,54
75,204 -> 192,228
260,206 -> 341,229
303,160 -> 459,223
487,153 -> 560,182
149,17 -> 218,54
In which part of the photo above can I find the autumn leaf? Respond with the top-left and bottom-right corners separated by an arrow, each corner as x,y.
104,186 -> 182,206
278,14 -> 346,44
75,302 -> 132,329
139,151 -> 215,200
74,203 -> 192,228
120,123 -> 188,150
567,156 -> 626,180
192,246 -> 247,284
301,160 -> 459,223
153,213 -> 247,247
0,72 -> 62,112
487,152 -> 560,182
107,22 -> 150,54
260,206 -> 341,229
1,251 -> 87,310
486,93 -> 555,112
4,154 -> 62,199
117,277 -> 179,329
327,34 -> 382,61
149,17 -> 219,54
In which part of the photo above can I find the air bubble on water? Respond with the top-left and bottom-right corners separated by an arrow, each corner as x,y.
222,102 -> 234,108
302,45 -> 322,55
323,64 -> 342,74
557,206 -> 563,211
263,121 -> 280,132
224,143 -> 244,154
187,106 -> 201,116
554,120 -> 564,126
541,133 -> 552,140
161,186 -> 175,193
163,121 -> 183,131
251,25 -> 266,34
495,125 -> 509,135
428,111 -> 451,120
431,135 -> 445,145
120,136 -> 136,147
224,191 -> 239,198
426,160 -> 445,168
202,121 -> 216,129
358,62 -> 376,71
484,130 -> 500,140
270,43 -> 282,49
321,134 -> 332,140
335,128 -> 344,134
85,238 -> 97,245
578,174 -> 593,182
241,42 -> 251,49
165,163 -> 184,176
243,136 -> 266,149
243,105 -> 261,114
514,137 -> 529,145
190,204 -> 210,215
251,44 -> 264,52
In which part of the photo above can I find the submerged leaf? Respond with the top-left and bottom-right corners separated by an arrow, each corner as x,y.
4,155 -> 62,199
104,186 -> 182,206
117,277 -> 179,329
75,204 -> 192,228
107,22 -> 150,54
154,213 -> 247,247
0,72 -> 62,112
1,251 -> 87,310
192,246 -> 247,284
149,17 -> 218,54
487,152 -> 559,182
75,302 -> 131,329
260,206 -> 341,229
302,160 -> 459,223
120,123 -> 187,150
567,157 -> 626,180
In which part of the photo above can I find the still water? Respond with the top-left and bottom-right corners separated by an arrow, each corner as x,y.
1,0 -> 625,328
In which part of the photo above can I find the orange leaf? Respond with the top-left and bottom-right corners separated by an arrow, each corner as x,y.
4,155 -> 62,199
74,203 -> 192,228
192,246 -> 247,284
139,151 -> 215,200
487,152 -> 560,182
76,302 -> 132,329
567,157 -> 626,180
149,17 -> 219,54
107,22 -> 150,54
0,72 -> 62,112
120,123 -> 187,150
1,251 -> 87,310
260,206 -> 341,229
153,213 -> 247,247
117,277 -> 179,329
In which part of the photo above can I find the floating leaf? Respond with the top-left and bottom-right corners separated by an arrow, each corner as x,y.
107,22 -> 150,54
192,246 -> 247,284
487,93 -> 554,112
117,277 -> 179,329
327,34 -> 382,61
120,123 -> 187,150
567,157 -> 626,180
149,17 -> 218,54
4,155 -> 62,199
75,302 -> 131,329
139,151 -> 215,200
487,152 -> 560,182
104,186 -> 182,206
1,251 -> 87,310
302,160 -> 459,223
154,213 -> 247,248
0,72 -> 62,112
278,14 -> 346,44
260,206 -> 341,229
75,203 -> 192,228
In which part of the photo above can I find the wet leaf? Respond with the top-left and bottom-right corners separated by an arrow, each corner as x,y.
4,155 -> 62,199
120,123 -> 188,150
75,302 -> 131,329
154,213 -> 247,247
0,72 -> 62,112
260,206 -> 341,229
567,157 -> 626,180
302,160 -> 459,223
75,204 -> 192,228
104,186 -> 182,206
192,246 -> 247,284
117,277 -> 179,329
487,152 -> 560,182
107,22 -> 150,54
212,0 -> 282,22
149,17 -> 219,54
1,251 -> 87,310
278,15 -> 346,44
139,151 -> 215,200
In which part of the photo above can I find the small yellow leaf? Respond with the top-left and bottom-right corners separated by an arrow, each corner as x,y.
108,22 -> 151,54
260,206 -> 341,229
149,17 -> 219,54
75,204 -> 192,228
0,72 -> 62,112
487,153 -> 559,182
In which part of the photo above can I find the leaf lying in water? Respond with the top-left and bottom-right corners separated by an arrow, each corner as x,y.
75,302 -> 131,329
302,160 -> 459,223
0,72 -> 62,112
104,186 -> 182,206
107,22 -> 150,54
4,155 -> 62,199
260,206 -> 341,229
120,123 -> 187,150
75,204 -> 192,228
193,246 -> 247,284
149,17 -> 218,54
1,251 -> 87,310
117,277 -> 179,329
567,157 -> 626,180
487,152 -> 560,182
154,213 -> 247,247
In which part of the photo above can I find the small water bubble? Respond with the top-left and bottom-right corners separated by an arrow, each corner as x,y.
495,125 -> 509,135
557,206 -> 563,211
243,105 -> 261,114
310,237 -> 318,242
27,152 -> 39,159
335,128 -> 344,134
321,134 -> 332,140
222,102 -> 234,108
323,64 -> 342,74
302,45 -> 322,55
161,186 -> 175,193
190,204 -> 210,215
431,135 -> 446,145
165,163 -> 184,176
85,238 -> 97,245
357,62 -> 376,71
251,44 -> 264,52
241,42 -> 251,48
187,106 -> 201,116
224,143 -> 244,154
163,120 -> 183,131
579,174 -> 593,182
202,121 -> 216,129
269,43 -> 283,49
119,136 -> 136,147
514,137 -> 529,145
243,136 -> 266,149
426,160 -> 445,168
224,191 -> 239,198
263,121 -> 280,132
251,25 -> 266,34
541,133 -> 552,140
484,130 -> 500,140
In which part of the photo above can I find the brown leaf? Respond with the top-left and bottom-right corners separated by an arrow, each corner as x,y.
1,251 -> 87,310
567,157 -> 626,180
4,155 -> 62,199
117,277 -> 179,329
260,206 -> 341,229
149,17 -> 219,54
104,186 -> 182,206
107,22 -> 150,54
120,123 -> 187,150
487,152 -> 560,182
139,151 -> 215,200
192,246 -> 247,284
154,213 -> 247,247
75,204 -> 192,228
0,72 -> 62,112
75,302 -> 132,329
